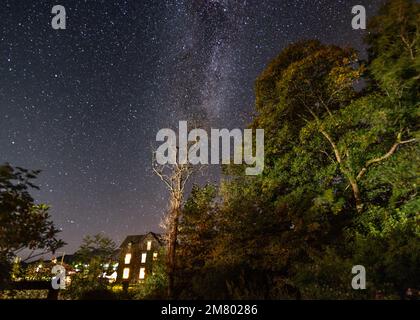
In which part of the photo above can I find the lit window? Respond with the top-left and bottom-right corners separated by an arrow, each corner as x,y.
153,252 -> 158,261
122,268 -> 130,279
124,253 -> 132,264
147,241 -> 152,251
139,267 -> 146,279
141,253 -> 147,263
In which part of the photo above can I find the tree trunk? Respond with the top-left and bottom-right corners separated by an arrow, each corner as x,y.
152,160 -> 194,299
166,201 -> 181,299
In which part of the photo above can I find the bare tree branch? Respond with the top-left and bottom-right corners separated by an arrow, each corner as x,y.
356,134 -> 416,181
319,129 -> 342,164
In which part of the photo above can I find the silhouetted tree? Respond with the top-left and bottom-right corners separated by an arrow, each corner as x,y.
0,163 -> 64,286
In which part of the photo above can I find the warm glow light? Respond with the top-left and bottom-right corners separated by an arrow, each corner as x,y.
105,271 -> 118,283
124,253 -> 132,264
141,253 -> 147,263
123,267 -> 130,279
147,241 -> 152,250
153,252 -> 158,261
139,267 -> 145,279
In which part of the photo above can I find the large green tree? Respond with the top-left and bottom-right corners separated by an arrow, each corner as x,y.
175,0 -> 419,299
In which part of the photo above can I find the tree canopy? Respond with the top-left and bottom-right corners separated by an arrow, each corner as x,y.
175,0 -> 419,299
0,163 -> 64,285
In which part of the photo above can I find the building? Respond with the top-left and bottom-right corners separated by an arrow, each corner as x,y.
116,232 -> 163,284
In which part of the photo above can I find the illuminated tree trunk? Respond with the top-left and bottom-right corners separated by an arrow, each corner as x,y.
347,174 -> 363,214
166,202 -> 180,299
153,160 -> 194,299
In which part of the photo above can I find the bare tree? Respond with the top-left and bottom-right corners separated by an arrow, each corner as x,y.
152,152 -> 196,298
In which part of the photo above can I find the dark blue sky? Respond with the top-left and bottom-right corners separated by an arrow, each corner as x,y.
0,0 -> 384,254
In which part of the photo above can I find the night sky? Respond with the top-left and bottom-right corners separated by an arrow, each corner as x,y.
1,0 -> 384,254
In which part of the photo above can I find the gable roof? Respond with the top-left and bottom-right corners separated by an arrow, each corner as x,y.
119,232 -> 163,248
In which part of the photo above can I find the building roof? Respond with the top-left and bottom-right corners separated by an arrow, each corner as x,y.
119,232 -> 163,248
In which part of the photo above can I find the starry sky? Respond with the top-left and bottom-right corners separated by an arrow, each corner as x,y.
1,0 -> 385,254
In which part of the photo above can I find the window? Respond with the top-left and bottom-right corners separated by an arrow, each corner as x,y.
139,267 -> 145,279
124,253 -> 132,264
141,253 -> 147,263
146,240 -> 152,251
122,268 -> 130,279
153,252 -> 158,261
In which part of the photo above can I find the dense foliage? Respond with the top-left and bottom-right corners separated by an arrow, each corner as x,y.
0,163 -> 64,286
63,233 -> 117,299
175,0 -> 419,299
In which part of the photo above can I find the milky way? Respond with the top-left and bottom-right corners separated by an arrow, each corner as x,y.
0,0 -> 384,253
